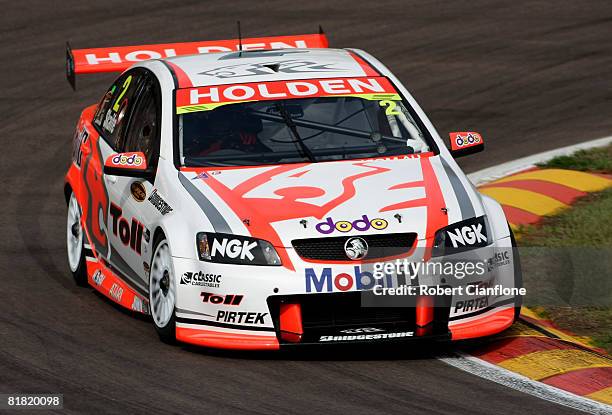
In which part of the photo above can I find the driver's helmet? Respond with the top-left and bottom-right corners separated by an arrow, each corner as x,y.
207,107 -> 234,138
183,109 -> 232,154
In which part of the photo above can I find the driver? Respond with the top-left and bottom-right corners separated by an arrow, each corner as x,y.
184,107 -> 269,157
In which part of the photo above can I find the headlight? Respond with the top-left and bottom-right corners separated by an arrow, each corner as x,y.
432,216 -> 490,257
196,232 -> 282,266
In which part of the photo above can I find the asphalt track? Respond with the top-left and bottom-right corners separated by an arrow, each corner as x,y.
1,1 -> 611,413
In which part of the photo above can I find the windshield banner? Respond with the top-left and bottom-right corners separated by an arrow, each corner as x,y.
176,77 -> 400,114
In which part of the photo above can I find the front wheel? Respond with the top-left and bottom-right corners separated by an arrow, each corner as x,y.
149,234 -> 177,344
66,191 -> 87,286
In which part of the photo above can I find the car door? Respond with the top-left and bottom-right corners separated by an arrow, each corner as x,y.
82,69 -> 145,267
105,73 -> 163,287
87,69 -> 149,289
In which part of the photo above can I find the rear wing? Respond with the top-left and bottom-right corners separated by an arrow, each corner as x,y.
66,32 -> 329,90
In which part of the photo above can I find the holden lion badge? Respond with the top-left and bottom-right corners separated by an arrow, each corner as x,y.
344,237 -> 368,260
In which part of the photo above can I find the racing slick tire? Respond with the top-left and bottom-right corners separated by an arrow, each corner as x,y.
509,225 -> 523,320
149,232 -> 177,344
66,191 -> 88,286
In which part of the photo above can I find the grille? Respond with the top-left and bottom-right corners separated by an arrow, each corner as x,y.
292,232 -> 417,261
270,292 -> 415,330
300,292 -> 414,329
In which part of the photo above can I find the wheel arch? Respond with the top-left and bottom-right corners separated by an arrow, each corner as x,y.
480,193 -> 511,241
152,226 -> 166,248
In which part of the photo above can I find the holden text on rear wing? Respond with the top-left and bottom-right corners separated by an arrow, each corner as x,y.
66,32 -> 329,89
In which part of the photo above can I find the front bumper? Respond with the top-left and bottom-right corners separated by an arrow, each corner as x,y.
172,240 -> 518,350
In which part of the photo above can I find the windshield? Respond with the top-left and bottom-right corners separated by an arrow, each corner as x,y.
178,84 -> 431,167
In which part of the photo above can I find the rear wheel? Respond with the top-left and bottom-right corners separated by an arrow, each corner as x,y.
66,191 -> 87,286
509,225 -> 523,320
149,234 -> 177,344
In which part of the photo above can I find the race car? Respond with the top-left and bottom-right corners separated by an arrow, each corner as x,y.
64,31 -> 522,350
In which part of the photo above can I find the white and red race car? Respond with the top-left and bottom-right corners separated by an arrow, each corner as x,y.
64,32 -> 521,350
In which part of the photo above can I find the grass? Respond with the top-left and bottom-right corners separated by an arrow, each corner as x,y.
537,143 -> 612,172
518,188 -> 612,246
520,144 -> 612,353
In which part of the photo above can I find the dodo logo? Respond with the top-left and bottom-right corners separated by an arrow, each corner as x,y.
315,215 -> 388,235
111,153 -> 144,167
454,133 -> 481,148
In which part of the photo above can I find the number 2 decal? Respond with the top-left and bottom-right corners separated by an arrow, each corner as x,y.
379,100 -> 401,116
112,75 -> 133,112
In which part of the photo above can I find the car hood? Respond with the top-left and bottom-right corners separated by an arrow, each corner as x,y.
179,155 -> 480,249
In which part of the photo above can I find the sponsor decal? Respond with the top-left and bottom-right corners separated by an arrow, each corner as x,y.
92,269 -> 105,286
320,331 -> 414,342
72,126 -> 89,168
339,327 -> 384,334
454,132 -> 481,148
110,152 -> 144,167
193,171 -> 209,180
176,77 -> 399,114
216,310 -> 268,325
131,296 -> 147,313
487,251 -> 511,271
200,292 -> 243,306
198,60 -> 341,79
109,283 -> 123,302
180,271 -> 222,288
130,181 -> 146,202
93,90 -> 114,125
194,170 -> 222,178
445,218 -> 488,249
191,170 -> 220,180
450,132 -> 483,151
315,215 -> 388,234
192,170 -> 221,180
305,266 -> 395,293
454,296 -> 489,313
211,237 -> 257,261
344,237 -> 368,260
109,203 -> 144,255
198,233 -> 280,265
102,110 -> 119,133
147,189 -> 173,215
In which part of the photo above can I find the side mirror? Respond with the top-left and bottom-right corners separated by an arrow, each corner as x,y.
449,132 -> 484,158
103,152 -> 150,178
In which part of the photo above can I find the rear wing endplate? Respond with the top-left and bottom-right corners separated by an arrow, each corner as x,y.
65,31 -> 329,90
